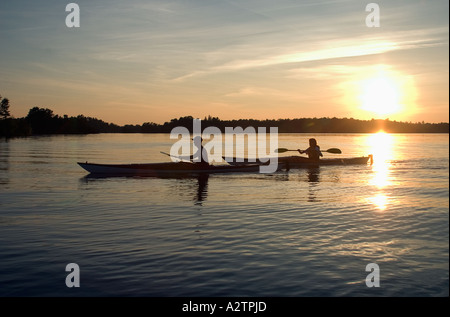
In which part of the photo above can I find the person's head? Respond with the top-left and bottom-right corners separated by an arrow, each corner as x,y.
193,136 -> 203,145
309,138 -> 317,147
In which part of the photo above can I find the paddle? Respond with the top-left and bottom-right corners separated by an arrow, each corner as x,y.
275,148 -> 342,154
160,151 -> 193,162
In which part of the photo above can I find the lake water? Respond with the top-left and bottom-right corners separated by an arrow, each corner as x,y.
0,133 -> 448,297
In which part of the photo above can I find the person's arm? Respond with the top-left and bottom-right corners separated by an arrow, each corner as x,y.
301,147 -> 311,155
318,146 -> 323,157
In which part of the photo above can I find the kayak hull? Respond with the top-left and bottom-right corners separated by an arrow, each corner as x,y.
223,155 -> 373,167
78,161 -> 262,175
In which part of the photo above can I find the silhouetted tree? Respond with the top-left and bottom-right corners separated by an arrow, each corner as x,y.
26,107 -> 55,134
0,95 -> 10,119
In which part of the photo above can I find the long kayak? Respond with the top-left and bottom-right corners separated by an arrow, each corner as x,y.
78,155 -> 372,175
223,155 -> 373,167
78,161 -> 262,175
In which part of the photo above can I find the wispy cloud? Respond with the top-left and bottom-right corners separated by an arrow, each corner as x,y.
172,25 -> 448,82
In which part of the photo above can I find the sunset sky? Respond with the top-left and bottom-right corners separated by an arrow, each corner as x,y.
0,0 -> 448,125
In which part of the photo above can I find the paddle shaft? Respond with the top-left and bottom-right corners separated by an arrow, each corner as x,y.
275,148 -> 341,154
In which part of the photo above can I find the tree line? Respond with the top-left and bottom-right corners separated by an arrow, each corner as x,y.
0,101 -> 448,138
144,115 -> 449,134
0,106 -> 122,137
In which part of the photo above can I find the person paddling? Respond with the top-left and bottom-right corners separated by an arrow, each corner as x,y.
298,138 -> 323,161
191,136 -> 209,166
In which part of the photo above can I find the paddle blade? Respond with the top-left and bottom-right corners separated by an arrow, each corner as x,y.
325,148 -> 342,154
275,148 -> 290,153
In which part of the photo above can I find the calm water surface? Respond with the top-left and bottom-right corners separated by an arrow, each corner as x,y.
0,133 -> 448,297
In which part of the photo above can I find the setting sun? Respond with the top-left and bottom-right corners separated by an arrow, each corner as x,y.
360,75 -> 401,116
340,64 -> 421,122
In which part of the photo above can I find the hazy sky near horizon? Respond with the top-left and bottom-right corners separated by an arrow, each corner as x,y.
0,0 -> 448,125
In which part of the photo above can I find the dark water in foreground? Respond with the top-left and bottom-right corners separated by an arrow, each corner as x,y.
0,133 -> 448,297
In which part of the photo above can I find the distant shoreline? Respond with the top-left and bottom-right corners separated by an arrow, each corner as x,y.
1,107 -> 448,138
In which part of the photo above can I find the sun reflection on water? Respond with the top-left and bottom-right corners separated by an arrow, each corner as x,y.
368,131 -> 393,187
368,193 -> 388,211
366,132 -> 394,211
